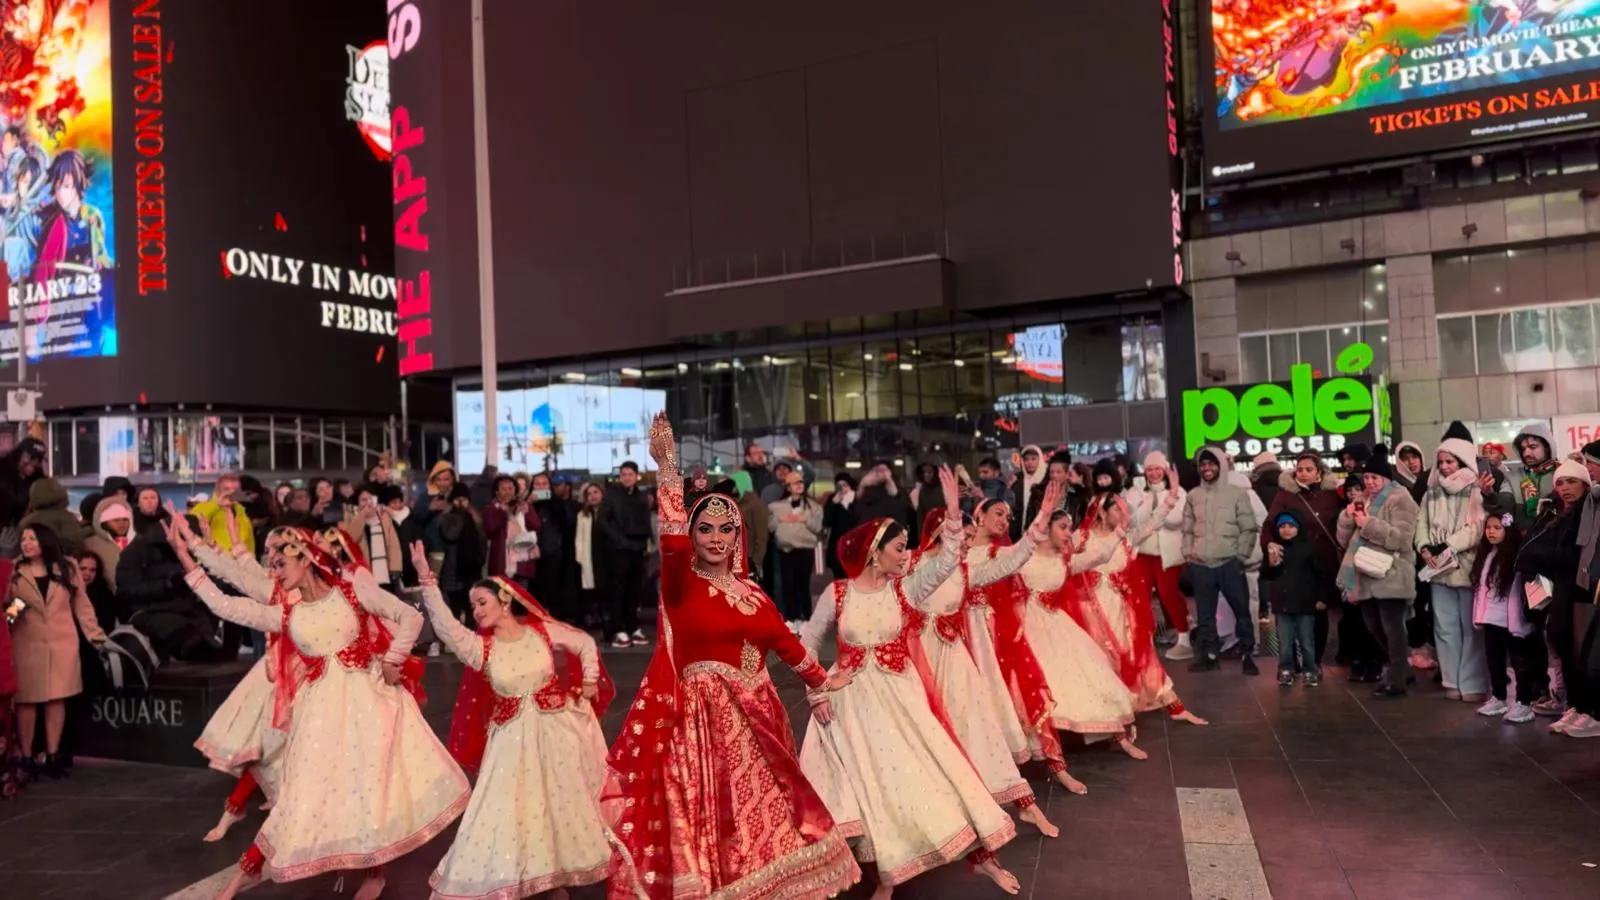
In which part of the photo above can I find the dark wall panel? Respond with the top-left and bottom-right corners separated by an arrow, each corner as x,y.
805,41 -> 943,249
687,73 -> 811,263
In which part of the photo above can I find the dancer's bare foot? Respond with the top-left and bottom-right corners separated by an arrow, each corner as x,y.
352,874 -> 386,900
1018,803 -> 1060,837
203,809 -> 246,842
259,799 -> 273,811
975,859 -> 1021,895
213,868 -> 258,900
1116,736 -> 1149,761
869,881 -> 893,900
1053,769 -> 1089,795
1172,709 -> 1209,726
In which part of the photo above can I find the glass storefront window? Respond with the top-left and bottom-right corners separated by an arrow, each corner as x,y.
1438,318 -> 1476,377
1553,304 -> 1598,369
73,419 -> 97,477
50,419 -> 70,476
1240,335 -> 1270,383
272,417 -> 297,471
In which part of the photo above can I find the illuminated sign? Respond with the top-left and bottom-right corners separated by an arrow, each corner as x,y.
1162,0 -> 1183,286
346,41 -> 391,161
219,247 -> 397,335
132,0 -> 167,296
1181,342 -> 1392,459
1009,325 -> 1064,383
388,0 -> 434,377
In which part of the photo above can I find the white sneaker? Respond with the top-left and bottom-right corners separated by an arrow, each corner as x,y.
1565,714 -> 1600,738
1164,633 -> 1195,661
611,632 -> 632,649
427,642 -> 441,657
1552,708 -> 1583,734
631,629 -> 650,644
1505,702 -> 1535,724
1476,698 -> 1509,717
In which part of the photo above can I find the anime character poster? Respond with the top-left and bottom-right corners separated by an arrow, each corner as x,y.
1213,1 -> 1600,128
0,0 -> 115,362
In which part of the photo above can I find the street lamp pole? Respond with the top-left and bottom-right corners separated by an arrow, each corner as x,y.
470,0 -> 498,466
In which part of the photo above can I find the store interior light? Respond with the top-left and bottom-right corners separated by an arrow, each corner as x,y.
845,460 -> 863,470
863,353 -> 874,361
898,363 -> 914,371
620,367 -> 642,378
677,363 -> 689,373
1000,355 -> 1017,365
845,391 -> 861,399
560,372 -> 586,382
953,359 -> 966,368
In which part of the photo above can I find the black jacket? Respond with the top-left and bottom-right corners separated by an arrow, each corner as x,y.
439,508 -> 486,592
822,494 -> 860,578
533,497 -> 578,563
600,484 -> 653,556
1260,517 -> 1327,616
854,484 -> 914,538
1517,505 -> 1582,610
1252,464 -> 1282,513
116,511 -> 191,614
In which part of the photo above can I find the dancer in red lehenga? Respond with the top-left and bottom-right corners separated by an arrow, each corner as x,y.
1071,493 -> 1207,727
602,413 -> 860,900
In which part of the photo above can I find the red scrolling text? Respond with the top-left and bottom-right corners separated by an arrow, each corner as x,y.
389,0 -> 433,376
1162,0 -> 1183,287
132,0 -> 166,295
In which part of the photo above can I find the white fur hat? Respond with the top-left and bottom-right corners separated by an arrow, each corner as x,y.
1556,458 -> 1592,487
1435,438 -> 1477,470
1142,451 -> 1170,471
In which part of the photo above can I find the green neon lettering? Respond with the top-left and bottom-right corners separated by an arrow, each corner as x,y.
1180,343 -> 1378,457
1181,387 -> 1241,458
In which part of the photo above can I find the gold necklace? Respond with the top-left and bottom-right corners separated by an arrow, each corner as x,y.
693,564 -> 759,615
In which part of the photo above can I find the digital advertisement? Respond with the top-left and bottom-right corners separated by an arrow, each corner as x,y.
453,384 -> 667,476
1204,1 -> 1600,181
1,0 -> 117,363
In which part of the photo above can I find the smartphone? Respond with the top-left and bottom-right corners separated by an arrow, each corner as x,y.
1477,458 -> 1493,477
532,489 -> 552,501
1538,497 -> 1553,515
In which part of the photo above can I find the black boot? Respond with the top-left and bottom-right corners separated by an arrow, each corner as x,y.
1242,656 -> 1260,677
42,753 -> 68,780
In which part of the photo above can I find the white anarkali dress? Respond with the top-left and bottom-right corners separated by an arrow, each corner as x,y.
1016,550 -> 1136,737
798,531 -> 1016,887
187,569 -> 471,882
918,540 -> 1036,803
191,544 -> 294,799
961,543 -> 1034,761
421,587 -> 613,900
1084,532 -> 1178,712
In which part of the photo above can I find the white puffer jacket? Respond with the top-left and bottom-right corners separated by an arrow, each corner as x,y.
1131,482 -> 1186,568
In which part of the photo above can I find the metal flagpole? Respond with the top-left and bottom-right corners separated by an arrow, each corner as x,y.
470,0 -> 498,465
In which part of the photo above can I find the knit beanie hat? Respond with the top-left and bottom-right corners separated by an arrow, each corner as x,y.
1436,438 -> 1477,470
1582,440 -> 1600,465
1142,450 -> 1170,471
1361,445 -> 1394,480
1555,458 -> 1593,487
1251,451 -> 1280,470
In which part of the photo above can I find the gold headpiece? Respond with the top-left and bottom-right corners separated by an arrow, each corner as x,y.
700,496 -> 733,520
491,576 -> 521,609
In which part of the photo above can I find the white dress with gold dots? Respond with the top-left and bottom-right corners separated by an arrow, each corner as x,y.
797,535 -> 1016,887
1017,551 -> 1136,736
961,543 -> 1034,760
421,587 -> 613,900
918,540 -> 1036,803
187,571 -> 471,883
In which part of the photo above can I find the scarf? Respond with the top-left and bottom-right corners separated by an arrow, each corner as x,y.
1336,482 -> 1394,596
575,511 -> 596,591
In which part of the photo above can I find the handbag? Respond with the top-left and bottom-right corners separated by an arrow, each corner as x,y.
1353,545 -> 1395,579
1525,575 -> 1554,611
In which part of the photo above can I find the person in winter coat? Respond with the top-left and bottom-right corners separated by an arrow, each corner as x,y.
10,524 -> 103,778
1415,435 -> 1488,702
1131,452 -> 1191,660
600,462 -> 654,646
822,472 -> 858,579
1260,452 -> 1342,669
768,471 -> 825,625
1026,451 -> 1081,530
1514,422 -> 1560,520
1248,452 -> 1282,512
82,495 -> 130,594
1183,446 -> 1261,674
480,474 -> 540,583
0,437 -> 45,539
18,479 -> 91,553
1393,442 -> 1429,503
1225,467 -> 1271,660
189,474 -> 255,557
909,461 -> 947,531
853,463 -> 914,537
344,483 -> 405,591
439,483 -> 487,622
1008,445 -> 1047,541
1335,447 -> 1420,699
1261,510 -> 1329,686
116,505 -> 229,662
529,473 -> 579,624
1517,462 -> 1588,730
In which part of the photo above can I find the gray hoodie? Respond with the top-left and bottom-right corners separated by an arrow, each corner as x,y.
1182,446 -> 1259,566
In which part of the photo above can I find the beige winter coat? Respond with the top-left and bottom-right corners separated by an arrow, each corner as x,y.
9,562 -> 106,703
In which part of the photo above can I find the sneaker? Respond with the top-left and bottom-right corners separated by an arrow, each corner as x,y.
611,633 -> 632,649
1304,672 -> 1322,688
1372,684 -> 1407,700
1188,656 -> 1221,673
1564,714 -> 1600,738
1242,656 -> 1260,677
1551,708 -> 1581,733
1476,698 -> 1509,717
238,644 -> 256,657
631,629 -> 650,644
1164,633 -> 1195,661
1532,696 -> 1566,717
1278,669 -> 1294,687
427,642 -> 441,658
1505,702 -> 1535,724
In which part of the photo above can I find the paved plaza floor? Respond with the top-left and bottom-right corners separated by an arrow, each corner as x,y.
3,648 -> 1599,899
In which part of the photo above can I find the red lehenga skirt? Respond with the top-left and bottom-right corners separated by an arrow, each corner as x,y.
607,656 -> 859,900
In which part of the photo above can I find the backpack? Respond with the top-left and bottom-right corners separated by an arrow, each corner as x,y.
102,624 -> 160,693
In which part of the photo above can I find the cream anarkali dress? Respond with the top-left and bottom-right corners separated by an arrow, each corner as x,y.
191,544 -> 292,800
798,532 -> 1016,887
918,540 -> 1037,803
1083,531 -> 1179,712
1017,550 -> 1136,737
420,586 -> 613,900
186,569 -> 470,882
962,542 -> 1034,761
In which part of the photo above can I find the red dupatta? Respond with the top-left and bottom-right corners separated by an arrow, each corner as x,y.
1070,500 -> 1160,688
446,577 -> 616,776
973,539 -> 1064,764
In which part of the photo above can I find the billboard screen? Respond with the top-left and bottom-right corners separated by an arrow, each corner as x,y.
1,0 -> 116,363
453,384 -> 668,476
1202,1 -> 1600,182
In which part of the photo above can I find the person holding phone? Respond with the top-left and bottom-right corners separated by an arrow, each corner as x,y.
344,484 -> 403,593
1335,448 -> 1420,699
1415,435 -> 1488,703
